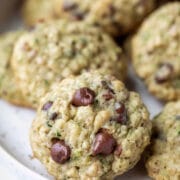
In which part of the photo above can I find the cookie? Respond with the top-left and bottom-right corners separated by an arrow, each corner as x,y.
11,20 -> 127,109
30,71 -> 151,180
132,2 -> 180,101
146,101 -> 180,180
22,0 -> 155,36
0,31 -> 31,107
52,0 -> 155,36
22,0 -> 56,26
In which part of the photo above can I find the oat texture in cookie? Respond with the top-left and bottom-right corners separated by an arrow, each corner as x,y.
30,72 -> 151,180
12,20 -> 127,108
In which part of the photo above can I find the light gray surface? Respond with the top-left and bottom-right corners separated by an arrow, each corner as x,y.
0,10 -> 163,180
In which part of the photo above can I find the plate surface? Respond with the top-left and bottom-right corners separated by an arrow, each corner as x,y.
0,13 -> 163,180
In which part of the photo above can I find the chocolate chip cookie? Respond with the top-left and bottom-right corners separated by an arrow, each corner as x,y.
12,20 -> 127,109
22,0 -> 56,26
30,71 -> 152,180
53,0 -> 155,36
132,2 -> 180,101
0,31 -> 31,107
146,101 -> 180,180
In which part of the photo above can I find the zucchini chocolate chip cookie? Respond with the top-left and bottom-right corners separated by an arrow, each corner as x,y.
22,0 -> 56,26
0,31 -> 31,107
12,20 -> 127,109
30,72 -> 151,180
132,2 -> 180,101
53,0 -> 155,36
146,101 -> 180,180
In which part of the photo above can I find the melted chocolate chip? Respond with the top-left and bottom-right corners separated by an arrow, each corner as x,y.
114,102 -> 127,124
114,145 -> 122,156
42,101 -> 53,111
155,63 -> 173,83
72,87 -> 95,106
51,138 -> 60,144
49,112 -> 58,121
51,140 -> 71,164
92,130 -> 117,156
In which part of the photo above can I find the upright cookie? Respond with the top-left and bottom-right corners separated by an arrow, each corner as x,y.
52,0 -> 155,36
0,31 -> 31,107
12,20 -> 127,108
132,2 -> 180,101
146,101 -> 180,180
22,0 -> 56,26
30,72 -> 151,180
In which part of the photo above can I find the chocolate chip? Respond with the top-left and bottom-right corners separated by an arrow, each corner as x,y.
42,101 -> 53,111
72,87 -> 95,106
92,130 -> 117,156
51,140 -> 71,164
49,112 -> 58,120
114,145 -> 122,156
155,63 -> 173,83
63,1 -> 77,11
114,102 -> 127,124
51,138 -> 60,144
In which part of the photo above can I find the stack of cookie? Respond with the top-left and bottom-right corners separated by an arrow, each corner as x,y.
0,0 -> 179,179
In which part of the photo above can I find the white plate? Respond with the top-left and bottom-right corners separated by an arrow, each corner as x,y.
0,14 -> 163,180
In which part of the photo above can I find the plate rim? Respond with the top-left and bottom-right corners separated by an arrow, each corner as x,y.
0,145 -> 47,180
